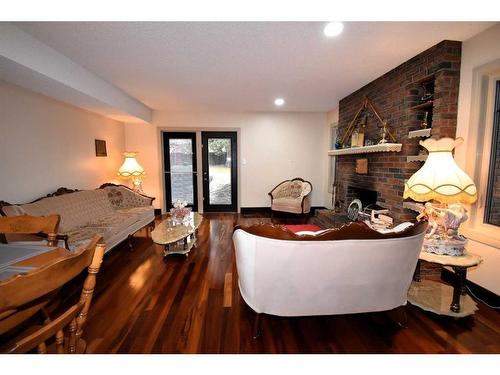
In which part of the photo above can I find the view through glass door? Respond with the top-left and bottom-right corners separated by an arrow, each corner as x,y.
202,132 -> 237,212
163,132 -> 198,211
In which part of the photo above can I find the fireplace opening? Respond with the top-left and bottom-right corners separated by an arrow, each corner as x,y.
346,186 -> 378,209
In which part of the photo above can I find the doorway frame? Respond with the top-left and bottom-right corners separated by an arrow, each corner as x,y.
162,131 -> 199,212
158,127 -> 241,214
201,131 -> 238,212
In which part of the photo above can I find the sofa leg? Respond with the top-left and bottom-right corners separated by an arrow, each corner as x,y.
253,313 -> 262,339
302,213 -> 308,224
392,305 -> 408,328
146,221 -> 155,237
127,234 -> 134,251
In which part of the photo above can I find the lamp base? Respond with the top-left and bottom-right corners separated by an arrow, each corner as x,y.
423,236 -> 467,256
131,178 -> 144,194
417,202 -> 469,256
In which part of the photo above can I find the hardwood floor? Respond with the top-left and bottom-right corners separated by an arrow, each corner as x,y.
54,213 -> 500,353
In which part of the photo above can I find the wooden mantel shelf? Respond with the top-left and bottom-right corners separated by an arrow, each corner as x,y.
328,143 -> 402,156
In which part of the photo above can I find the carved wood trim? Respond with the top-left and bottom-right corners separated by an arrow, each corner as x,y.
0,201 -> 13,217
31,187 -> 80,203
0,214 -> 60,236
0,188 -> 79,215
99,182 -> 155,203
0,183 -> 156,217
268,177 -> 313,197
234,220 -> 428,241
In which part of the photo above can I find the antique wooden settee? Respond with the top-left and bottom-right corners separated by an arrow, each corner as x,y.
0,183 -> 155,252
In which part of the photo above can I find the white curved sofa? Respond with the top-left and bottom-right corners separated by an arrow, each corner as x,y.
233,221 -> 427,318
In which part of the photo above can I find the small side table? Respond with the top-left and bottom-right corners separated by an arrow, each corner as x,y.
408,251 -> 482,317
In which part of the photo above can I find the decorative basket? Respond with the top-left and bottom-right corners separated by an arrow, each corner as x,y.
170,207 -> 192,223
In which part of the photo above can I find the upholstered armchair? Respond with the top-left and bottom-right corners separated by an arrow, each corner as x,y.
268,177 -> 312,215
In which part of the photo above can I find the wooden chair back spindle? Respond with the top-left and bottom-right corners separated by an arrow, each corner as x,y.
0,236 -> 105,353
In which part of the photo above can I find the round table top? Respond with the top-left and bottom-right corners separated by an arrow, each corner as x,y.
419,251 -> 482,267
151,212 -> 203,245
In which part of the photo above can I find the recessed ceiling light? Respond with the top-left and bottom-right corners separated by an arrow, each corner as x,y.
323,22 -> 344,37
274,98 -> 285,106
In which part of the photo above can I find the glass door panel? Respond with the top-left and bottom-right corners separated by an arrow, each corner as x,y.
163,132 -> 198,211
207,138 -> 232,205
202,132 -> 237,212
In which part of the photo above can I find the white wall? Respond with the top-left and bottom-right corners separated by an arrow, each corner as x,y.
324,106 -> 339,209
125,111 -> 328,211
0,80 -> 125,203
455,23 -> 500,295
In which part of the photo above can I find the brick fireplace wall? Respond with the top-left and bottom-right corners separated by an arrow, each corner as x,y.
335,40 -> 461,223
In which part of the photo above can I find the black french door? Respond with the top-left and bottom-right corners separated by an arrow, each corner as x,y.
163,132 -> 198,211
201,132 -> 238,212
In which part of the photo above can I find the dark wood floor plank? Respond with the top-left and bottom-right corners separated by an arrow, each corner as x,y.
17,212 -> 499,354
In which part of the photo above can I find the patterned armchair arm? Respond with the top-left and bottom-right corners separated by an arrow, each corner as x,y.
100,183 -> 155,209
300,182 -> 312,198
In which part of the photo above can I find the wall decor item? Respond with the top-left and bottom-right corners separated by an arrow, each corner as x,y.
339,96 -> 396,147
378,121 -> 390,144
421,111 -> 429,129
95,139 -> 107,157
351,128 -> 360,147
356,159 -> 368,174
357,114 -> 367,146
420,80 -> 435,103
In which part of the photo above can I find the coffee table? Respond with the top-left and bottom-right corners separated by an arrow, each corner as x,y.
151,212 -> 203,257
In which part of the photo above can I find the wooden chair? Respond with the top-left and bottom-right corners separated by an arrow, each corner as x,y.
0,214 -> 61,247
0,235 -> 105,353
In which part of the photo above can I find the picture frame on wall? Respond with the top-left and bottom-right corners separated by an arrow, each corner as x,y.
95,139 -> 107,157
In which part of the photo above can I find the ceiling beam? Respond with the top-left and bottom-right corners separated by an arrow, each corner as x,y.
0,23 -> 152,123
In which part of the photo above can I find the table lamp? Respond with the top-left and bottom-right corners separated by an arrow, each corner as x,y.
118,152 -> 145,194
403,137 -> 477,256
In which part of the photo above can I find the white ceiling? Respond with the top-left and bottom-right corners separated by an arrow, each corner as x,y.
16,22 -> 494,112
